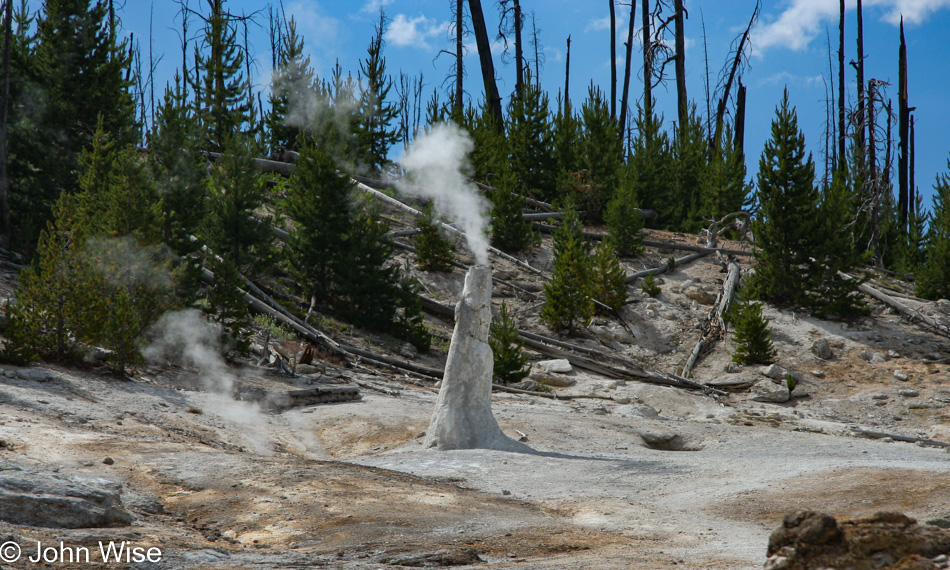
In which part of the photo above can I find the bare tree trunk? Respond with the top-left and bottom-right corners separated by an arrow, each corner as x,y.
867,79 -> 880,265
468,0 -> 503,132
609,0 -> 617,120
513,0 -> 524,98
898,17 -> 909,230
619,0 -> 636,137
641,0 -> 652,123
909,113 -> 915,209
564,34 -> 571,115
714,2 -> 757,147
530,11 -> 540,87
701,11 -> 712,142
885,98 -> 892,187
855,0 -> 866,160
837,0 -> 846,170
0,0 -> 11,249
455,0 -> 464,116
673,0 -> 687,130
734,79 -> 746,159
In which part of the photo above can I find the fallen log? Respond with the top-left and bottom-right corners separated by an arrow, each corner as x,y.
839,271 -> 950,338
681,260 -> 741,378
625,253 -> 706,283
531,224 -> 753,257
491,383 -> 617,401
850,426 -> 950,448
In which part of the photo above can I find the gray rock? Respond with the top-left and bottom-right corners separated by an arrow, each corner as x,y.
0,467 -> 132,528
588,324 -> 634,344
811,339 -> 833,360
870,393 -> 890,400
810,370 -> 826,378
532,359 -> 572,375
893,370 -> 909,381
683,286 -> 716,305
887,349 -> 901,359
860,350 -> 888,363
614,404 -> 660,419
508,379 -> 540,392
636,428 -> 684,450
725,362 -> 742,374
899,389 -> 920,398
16,368 -> 54,382
750,379 -> 791,403
762,364 -> 789,380
790,384 -> 810,398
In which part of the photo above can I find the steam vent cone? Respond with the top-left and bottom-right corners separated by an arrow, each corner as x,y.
424,265 -> 529,451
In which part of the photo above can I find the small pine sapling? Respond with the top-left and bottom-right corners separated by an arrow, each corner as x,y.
641,273 -> 661,297
489,302 -> 530,384
414,201 -> 455,272
540,207 -> 594,334
731,301 -> 777,365
605,177 -> 644,257
590,238 -> 627,314
394,264 -> 431,352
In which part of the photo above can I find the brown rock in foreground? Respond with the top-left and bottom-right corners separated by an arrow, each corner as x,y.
766,510 -> 950,569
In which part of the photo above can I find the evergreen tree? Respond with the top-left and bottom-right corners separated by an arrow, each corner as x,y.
731,301 -> 777,365
589,238 -> 627,314
700,125 -> 751,224
605,172 -> 644,257
552,98 -> 581,204
893,193 -> 929,275
10,0 -> 137,251
916,164 -> 950,300
749,91 -> 821,308
203,136 -> 273,278
628,107 -> 672,227
489,301 -> 530,384
463,102 -> 508,185
489,169 -> 539,253
266,17 -> 314,154
507,71 -> 556,202
192,0 -> 253,149
576,85 -> 623,219
393,264 -> 431,351
540,206 -> 593,334
4,124 -> 177,370
357,11 -> 400,176
669,107 -> 707,232
414,201 -> 455,272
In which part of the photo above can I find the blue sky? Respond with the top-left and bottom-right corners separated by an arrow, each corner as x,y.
31,0 -> 950,210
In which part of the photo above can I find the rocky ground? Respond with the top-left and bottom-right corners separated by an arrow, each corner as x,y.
1,227 -> 950,569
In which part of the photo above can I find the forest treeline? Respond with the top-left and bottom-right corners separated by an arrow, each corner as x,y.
0,0 -> 947,372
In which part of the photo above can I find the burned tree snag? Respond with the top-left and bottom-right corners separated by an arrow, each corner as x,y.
619,0 -> 637,135
609,0 -> 617,119
513,0 -> 524,97
673,0 -> 687,130
564,34 -> 571,115
898,16 -> 909,230
0,0 -> 11,249
715,1 -> 757,147
734,78 -> 746,159
855,0 -> 866,160
469,0 -> 504,132
838,0 -> 846,170
909,113 -> 916,209
455,0 -> 464,115
641,0 -> 652,123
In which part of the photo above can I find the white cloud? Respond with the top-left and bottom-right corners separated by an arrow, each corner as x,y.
752,0 -> 950,56
757,70 -> 823,88
586,15 -> 611,32
361,0 -> 394,14
463,37 -> 506,58
287,0 -> 341,58
385,13 -> 449,50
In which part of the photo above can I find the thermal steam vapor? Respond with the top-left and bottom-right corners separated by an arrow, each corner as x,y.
397,123 -> 491,266
145,309 -> 271,453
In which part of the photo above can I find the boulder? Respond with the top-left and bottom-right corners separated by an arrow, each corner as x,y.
16,368 -> 55,382
636,428 -> 684,450
508,379 -> 540,392
683,286 -> 716,305
588,324 -> 634,344
0,467 -> 133,528
529,359 -> 575,386
811,339 -> 834,360
750,379 -> 791,403
766,510 -> 950,570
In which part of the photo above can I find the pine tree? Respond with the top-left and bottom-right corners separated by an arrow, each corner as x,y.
577,85 -> 623,219
893,193 -> 929,275
489,301 -> 530,384
700,125 -> 751,224
507,71 -> 556,201
628,107 -> 672,226
552,98 -> 581,204
266,17 -> 314,154
192,0 -> 252,149
414,201 -> 455,272
464,102 -> 508,185
916,164 -> 950,300
203,135 -> 273,278
669,106 -> 707,232
589,238 -> 627,314
731,301 -> 776,365
394,264 -> 431,351
749,91 -> 821,308
357,11 -> 400,176
540,206 -> 593,334
490,169 -> 539,253
605,172 -> 644,257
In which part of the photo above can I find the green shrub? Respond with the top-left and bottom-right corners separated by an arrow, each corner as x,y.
540,207 -> 593,334
731,301 -> 777,365
414,201 -> 455,272
590,238 -> 627,314
489,302 -> 530,384
641,273 -> 661,297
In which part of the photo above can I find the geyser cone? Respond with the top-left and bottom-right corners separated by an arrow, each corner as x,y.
424,266 -> 528,451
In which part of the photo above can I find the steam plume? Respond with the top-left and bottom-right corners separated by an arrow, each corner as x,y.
398,123 -> 491,266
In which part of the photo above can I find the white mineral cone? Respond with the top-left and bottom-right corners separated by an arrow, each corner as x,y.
424,265 -> 528,451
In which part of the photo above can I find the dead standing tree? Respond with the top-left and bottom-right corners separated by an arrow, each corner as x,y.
897,17 -> 909,230
468,0 -> 503,131
497,0 -> 524,99
713,0 -> 758,149
618,0 -> 637,139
